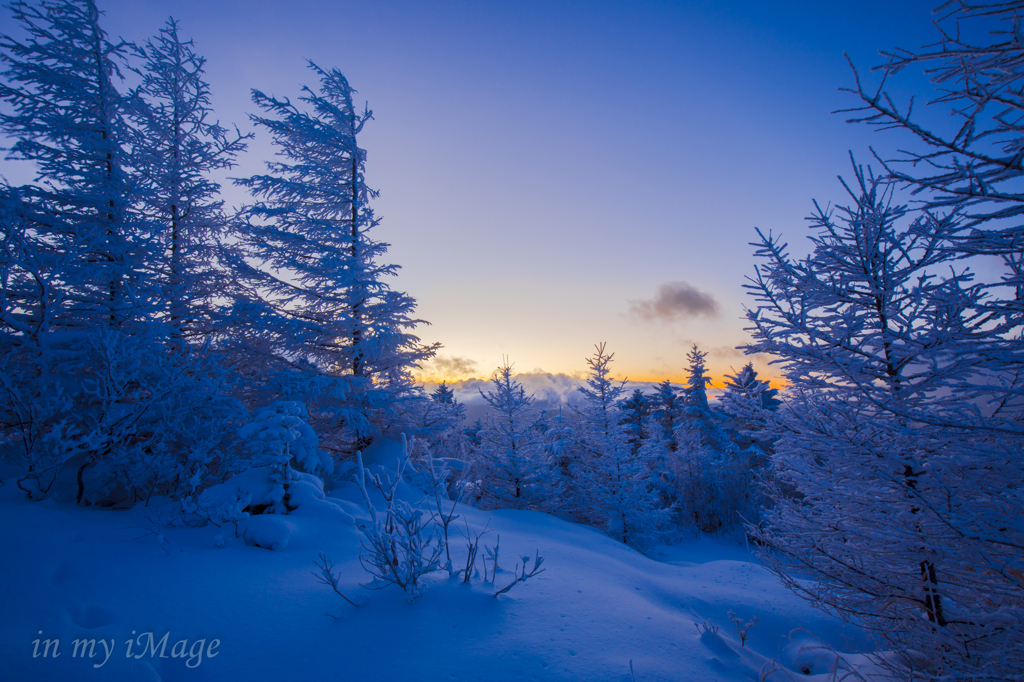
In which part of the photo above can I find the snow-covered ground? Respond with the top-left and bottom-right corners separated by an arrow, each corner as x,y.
0,455 -> 879,682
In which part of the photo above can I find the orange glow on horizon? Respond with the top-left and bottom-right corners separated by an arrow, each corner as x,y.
414,368 -> 787,391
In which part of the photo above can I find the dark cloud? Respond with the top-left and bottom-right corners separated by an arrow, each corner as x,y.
629,281 -> 719,322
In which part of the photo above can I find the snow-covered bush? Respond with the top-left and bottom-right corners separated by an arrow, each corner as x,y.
204,400 -> 332,518
355,437 -> 443,602
238,401 -> 332,477
4,329 -> 243,506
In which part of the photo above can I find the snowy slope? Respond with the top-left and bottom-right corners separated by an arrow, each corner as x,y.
0,469 -> 877,682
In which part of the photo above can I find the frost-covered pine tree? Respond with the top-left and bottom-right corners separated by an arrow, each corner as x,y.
0,0 -> 139,329
0,0 -> 145,501
619,389 -> 653,458
682,344 -> 711,411
651,380 -> 682,454
129,17 -> 248,341
0,1 -> 245,506
541,406 -> 576,510
846,1 -> 1024,352
665,344 -> 747,532
677,344 -> 734,455
470,361 -> 547,509
413,382 -> 467,463
232,63 -> 437,456
746,166 -> 1024,679
718,363 -> 778,465
836,10 -> 1024,671
574,344 -> 665,550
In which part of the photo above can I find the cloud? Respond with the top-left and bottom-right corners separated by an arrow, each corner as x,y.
708,345 -> 744,358
629,281 -> 719,322
414,355 -> 480,382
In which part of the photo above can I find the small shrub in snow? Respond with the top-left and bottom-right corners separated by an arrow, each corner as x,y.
422,450 -> 469,573
695,621 -> 719,637
483,533 -> 500,583
355,436 -> 443,602
456,520 -> 489,584
313,553 -> 358,608
493,550 -> 546,598
727,611 -> 759,647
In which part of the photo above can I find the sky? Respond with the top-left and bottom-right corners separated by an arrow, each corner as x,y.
0,0 -> 946,386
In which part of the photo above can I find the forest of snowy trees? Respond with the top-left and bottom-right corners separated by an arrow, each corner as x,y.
1,1 -> 1023,680
0,0 -> 775,541
0,0 -> 442,508
457,343 -> 777,549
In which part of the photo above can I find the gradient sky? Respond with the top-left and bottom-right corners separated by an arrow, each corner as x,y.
1,0 -> 946,385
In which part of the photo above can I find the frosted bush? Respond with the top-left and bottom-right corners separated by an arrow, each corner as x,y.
238,401 -> 332,476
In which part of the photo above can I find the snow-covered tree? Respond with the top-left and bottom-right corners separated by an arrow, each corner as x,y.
656,345 -> 753,533
619,389 -> 653,457
412,382 -> 467,464
471,361 -> 546,510
541,406 -> 576,510
746,165 -> 1024,679
129,17 -> 248,341
574,344 -> 665,550
232,62 -> 437,455
1,1 -> 147,502
679,343 -> 734,455
651,380 -> 682,454
0,0 -> 141,329
681,344 -> 711,411
718,362 -> 778,464
0,2 -> 251,507
431,382 -> 456,405
845,0 -> 1024,427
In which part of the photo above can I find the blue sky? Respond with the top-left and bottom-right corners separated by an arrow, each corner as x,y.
2,0 -> 945,383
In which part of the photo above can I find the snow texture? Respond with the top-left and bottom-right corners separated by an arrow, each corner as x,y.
0,439 -> 877,682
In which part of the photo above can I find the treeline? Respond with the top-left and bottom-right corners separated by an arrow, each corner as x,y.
430,344 -> 778,551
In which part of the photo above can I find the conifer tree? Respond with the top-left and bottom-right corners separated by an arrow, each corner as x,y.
680,343 -> 732,454
0,0 -> 145,502
682,344 -> 710,412
129,17 -> 248,340
541,406 -> 576,511
651,380 -> 682,453
0,0 -> 139,329
618,389 -> 653,457
0,2 -> 243,505
746,166 -> 1022,678
472,361 -> 545,509
415,381 -> 466,462
719,362 -> 778,461
661,345 -> 746,531
233,62 -> 437,455
575,344 -> 665,550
